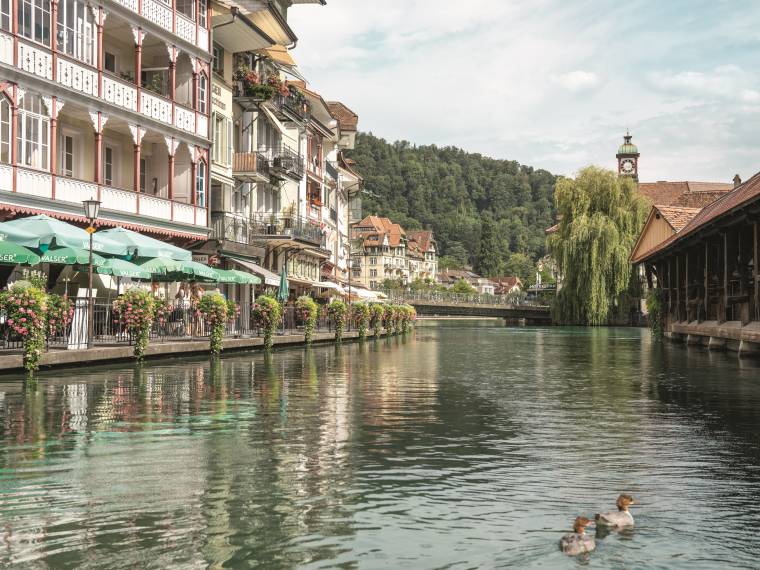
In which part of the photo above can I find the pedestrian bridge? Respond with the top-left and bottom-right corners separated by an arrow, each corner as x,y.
385,294 -> 552,325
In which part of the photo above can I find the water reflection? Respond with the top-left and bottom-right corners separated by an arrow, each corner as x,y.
0,324 -> 759,568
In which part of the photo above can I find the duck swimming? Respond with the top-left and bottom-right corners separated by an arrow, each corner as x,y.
559,516 -> 596,556
595,494 -> 636,528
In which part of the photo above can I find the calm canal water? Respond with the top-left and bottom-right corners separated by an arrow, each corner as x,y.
1,321 -> 759,569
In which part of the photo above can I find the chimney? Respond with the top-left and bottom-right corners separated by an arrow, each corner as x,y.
733,174 -> 742,188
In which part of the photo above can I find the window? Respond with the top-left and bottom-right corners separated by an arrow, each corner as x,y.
57,0 -> 95,65
139,158 -> 146,192
212,43 -> 223,75
370,269 -> 377,278
176,0 -> 193,19
370,281 -> 377,289
0,0 -> 10,31
104,146 -> 114,186
17,94 -> 49,169
104,52 -> 116,73
370,257 -> 377,265
0,97 -> 9,164
198,0 -> 207,27
198,72 -> 207,114
212,113 -> 232,166
196,160 -> 206,207
19,0 -> 50,45
61,135 -> 73,177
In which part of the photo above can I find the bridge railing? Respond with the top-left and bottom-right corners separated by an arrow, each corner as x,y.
381,290 -> 549,309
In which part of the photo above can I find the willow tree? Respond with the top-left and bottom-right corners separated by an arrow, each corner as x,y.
547,166 -> 647,325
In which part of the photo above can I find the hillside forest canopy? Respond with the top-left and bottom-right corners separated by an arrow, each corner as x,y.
347,133 -> 557,281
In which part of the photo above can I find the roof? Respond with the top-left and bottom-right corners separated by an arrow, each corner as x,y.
407,230 -> 434,253
491,276 -> 523,291
327,101 -> 358,131
356,215 -> 405,248
637,170 -> 760,263
655,205 -> 701,232
617,133 -> 639,156
637,181 -> 733,206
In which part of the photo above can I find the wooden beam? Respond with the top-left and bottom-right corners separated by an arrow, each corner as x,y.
685,250 -> 689,322
676,253 -> 681,322
667,257 -> 672,320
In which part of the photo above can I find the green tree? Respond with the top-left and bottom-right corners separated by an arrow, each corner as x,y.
450,278 -> 476,294
476,215 -> 505,276
438,256 -> 463,270
547,166 -> 647,325
504,253 -> 535,283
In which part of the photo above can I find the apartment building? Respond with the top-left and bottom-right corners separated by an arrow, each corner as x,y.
0,0 -> 213,239
197,0 -> 361,299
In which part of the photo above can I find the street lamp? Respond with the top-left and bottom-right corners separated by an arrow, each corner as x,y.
83,198 -> 101,349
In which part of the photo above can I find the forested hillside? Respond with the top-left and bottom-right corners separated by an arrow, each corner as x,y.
347,133 -> 557,277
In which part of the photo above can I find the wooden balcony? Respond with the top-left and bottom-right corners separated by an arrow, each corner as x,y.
232,152 -> 270,182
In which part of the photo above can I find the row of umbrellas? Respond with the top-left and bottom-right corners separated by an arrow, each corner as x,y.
0,215 -> 261,285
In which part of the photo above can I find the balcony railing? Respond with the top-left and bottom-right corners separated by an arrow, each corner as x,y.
325,160 -> 339,183
211,212 -> 324,246
271,92 -> 310,122
268,146 -> 304,181
251,213 -> 322,245
233,152 -> 270,180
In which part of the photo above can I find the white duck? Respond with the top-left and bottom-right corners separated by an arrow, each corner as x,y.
595,494 -> 636,528
559,516 -> 596,556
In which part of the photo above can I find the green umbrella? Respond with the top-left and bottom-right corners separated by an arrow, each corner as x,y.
0,241 -> 41,265
94,227 -> 192,261
1,214 -> 126,255
137,257 -> 185,277
215,268 -> 261,285
277,262 -> 289,303
96,258 -> 152,279
0,222 -> 43,248
40,246 -> 106,266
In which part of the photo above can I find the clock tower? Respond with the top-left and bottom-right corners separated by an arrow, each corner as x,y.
616,130 -> 640,181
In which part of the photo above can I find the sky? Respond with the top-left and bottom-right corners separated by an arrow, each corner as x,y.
288,0 -> 760,183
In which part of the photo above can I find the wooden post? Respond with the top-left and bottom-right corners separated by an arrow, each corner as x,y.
50,98 -> 57,199
94,118 -> 102,184
755,221 -> 759,322
704,241 -> 709,322
667,257 -> 672,320
685,250 -> 689,322
134,28 -> 143,110
722,231 -> 728,323
676,254 -> 681,322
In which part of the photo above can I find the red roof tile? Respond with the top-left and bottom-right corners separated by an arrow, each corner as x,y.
655,206 -> 701,232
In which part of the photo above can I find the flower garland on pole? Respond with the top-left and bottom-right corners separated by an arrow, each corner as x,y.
198,293 -> 228,355
46,293 -> 73,340
327,299 -> 348,343
253,295 -> 282,350
370,303 -> 384,338
153,297 -> 172,333
0,283 -> 48,373
392,304 -> 403,335
113,288 -> 156,361
382,304 -> 394,335
352,302 -> 370,340
400,304 -> 417,334
295,295 -> 318,345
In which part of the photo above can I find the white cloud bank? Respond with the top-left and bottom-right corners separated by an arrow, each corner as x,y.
289,0 -> 760,183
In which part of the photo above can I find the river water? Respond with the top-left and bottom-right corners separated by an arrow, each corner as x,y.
1,321 -> 759,569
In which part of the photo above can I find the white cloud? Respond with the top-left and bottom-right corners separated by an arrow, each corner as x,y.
552,71 -> 600,92
287,0 -> 760,183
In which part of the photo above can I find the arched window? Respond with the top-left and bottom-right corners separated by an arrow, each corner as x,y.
195,159 -> 206,207
0,96 -> 10,164
57,1 -> 95,65
19,0 -> 50,45
197,72 -> 207,114
17,94 -> 49,169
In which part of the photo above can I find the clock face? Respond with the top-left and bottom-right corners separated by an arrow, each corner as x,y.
621,159 -> 635,173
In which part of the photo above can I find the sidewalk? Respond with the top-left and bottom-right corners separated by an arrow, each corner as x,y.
0,330 -> 387,374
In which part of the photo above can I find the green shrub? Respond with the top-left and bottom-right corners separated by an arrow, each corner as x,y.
370,303 -> 385,337
113,288 -> 156,361
0,284 -> 47,373
352,302 -> 370,339
46,293 -> 73,338
253,295 -> 282,349
198,293 -> 227,355
327,300 -> 348,343
296,295 -> 318,344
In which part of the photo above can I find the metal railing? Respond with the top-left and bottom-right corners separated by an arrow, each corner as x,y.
0,299 -> 352,354
381,290 -> 549,308
232,152 -> 270,179
268,146 -> 304,180
271,91 -> 310,121
250,213 -> 323,245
